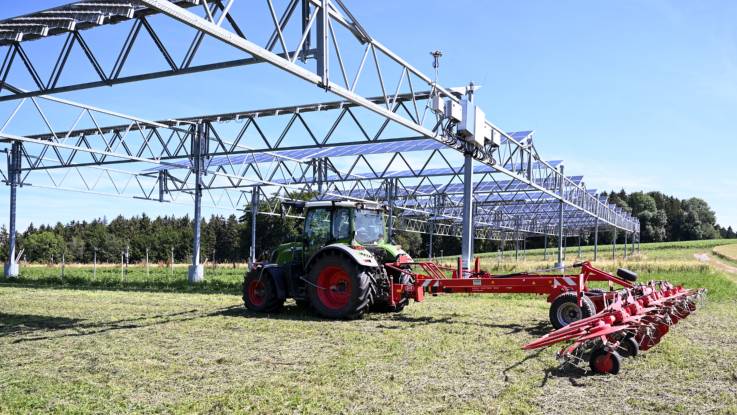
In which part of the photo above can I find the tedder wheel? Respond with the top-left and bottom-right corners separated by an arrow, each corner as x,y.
589,348 -> 622,375
306,252 -> 375,319
616,268 -> 638,282
549,292 -> 596,329
616,336 -> 639,358
243,269 -> 285,313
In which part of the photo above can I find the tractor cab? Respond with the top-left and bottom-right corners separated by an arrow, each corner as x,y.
301,201 -> 400,262
270,200 -> 409,268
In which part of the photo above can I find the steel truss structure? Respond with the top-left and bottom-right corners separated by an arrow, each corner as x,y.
0,0 -> 639,281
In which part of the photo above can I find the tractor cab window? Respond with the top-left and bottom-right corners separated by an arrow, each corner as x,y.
332,208 -> 351,240
305,208 -> 331,245
355,209 -> 384,245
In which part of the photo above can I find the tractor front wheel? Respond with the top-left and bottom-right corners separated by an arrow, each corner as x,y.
307,252 -> 375,319
243,269 -> 284,313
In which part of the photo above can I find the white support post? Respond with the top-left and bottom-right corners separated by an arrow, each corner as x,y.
594,217 -> 599,261
316,0 -> 329,87
460,84 -> 475,275
543,234 -> 548,260
386,179 -> 395,242
631,232 -> 635,255
555,165 -> 565,270
612,228 -> 617,261
249,186 -> 259,270
4,141 -> 21,278
188,123 -> 207,283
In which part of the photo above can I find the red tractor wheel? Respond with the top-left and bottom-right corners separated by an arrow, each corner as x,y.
307,252 -> 375,319
589,348 -> 622,375
242,269 -> 284,313
316,266 -> 353,310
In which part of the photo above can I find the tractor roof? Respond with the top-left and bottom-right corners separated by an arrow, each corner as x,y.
304,200 -> 384,210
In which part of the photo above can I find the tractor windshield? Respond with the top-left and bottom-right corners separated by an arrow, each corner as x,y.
354,209 -> 385,244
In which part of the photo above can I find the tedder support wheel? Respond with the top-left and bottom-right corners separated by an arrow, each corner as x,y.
589,348 -> 622,375
617,336 -> 639,358
307,251 -> 375,319
549,292 -> 596,329
243,269 -> 284,313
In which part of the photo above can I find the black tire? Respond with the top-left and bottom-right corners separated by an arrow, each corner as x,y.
306,251 -> 376,319
616,268 -> 638,282
549,292 -> 596,329
617,336 -> 639,358
371,273 -> 411,313
589,348 -> 622,375
295,299 -> 310,309
243,269 -> 284,313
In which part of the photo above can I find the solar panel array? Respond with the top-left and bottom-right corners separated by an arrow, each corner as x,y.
150,131 -> 537,173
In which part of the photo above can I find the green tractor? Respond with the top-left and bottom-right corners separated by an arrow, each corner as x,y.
242,200 -> 415,319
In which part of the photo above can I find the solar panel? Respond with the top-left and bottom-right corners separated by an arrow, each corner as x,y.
331,177 -> 585,206
147,131 -> 535,172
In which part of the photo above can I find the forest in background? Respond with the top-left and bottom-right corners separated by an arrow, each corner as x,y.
1,190 -> 733,263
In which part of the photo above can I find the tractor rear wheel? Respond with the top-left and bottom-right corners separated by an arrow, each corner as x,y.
549,292 -> 596,329
243,269 -> 284,313
307,252 -> 375,319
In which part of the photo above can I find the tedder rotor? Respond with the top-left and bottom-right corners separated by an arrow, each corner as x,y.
243,199 -> 706,374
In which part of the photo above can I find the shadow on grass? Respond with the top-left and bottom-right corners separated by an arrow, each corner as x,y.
0,313 -> 84,337
0,275 -> 243,296
542,364 -> 596,387
385,314 -> 551,336
1,304 -> 335,344
1,309 -> 202,343
502,346 -> 598,386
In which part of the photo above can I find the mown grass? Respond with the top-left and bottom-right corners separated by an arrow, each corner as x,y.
1,240 -> 736,414
713,244 -> 737,265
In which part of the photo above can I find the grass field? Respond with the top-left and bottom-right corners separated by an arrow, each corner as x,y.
714,244 -> 737,264
2,240 -> 737,414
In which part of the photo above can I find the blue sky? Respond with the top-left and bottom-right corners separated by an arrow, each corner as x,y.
1,0 -> 735,230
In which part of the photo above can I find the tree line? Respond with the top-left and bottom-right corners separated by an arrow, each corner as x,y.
605,190 -> 734,242
0,190 -> 732,263
0,212 -> 301,265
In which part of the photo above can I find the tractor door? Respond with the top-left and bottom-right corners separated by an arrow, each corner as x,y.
304,207 -> 331,261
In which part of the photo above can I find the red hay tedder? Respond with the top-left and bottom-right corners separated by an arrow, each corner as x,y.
386,258 -> 706,375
